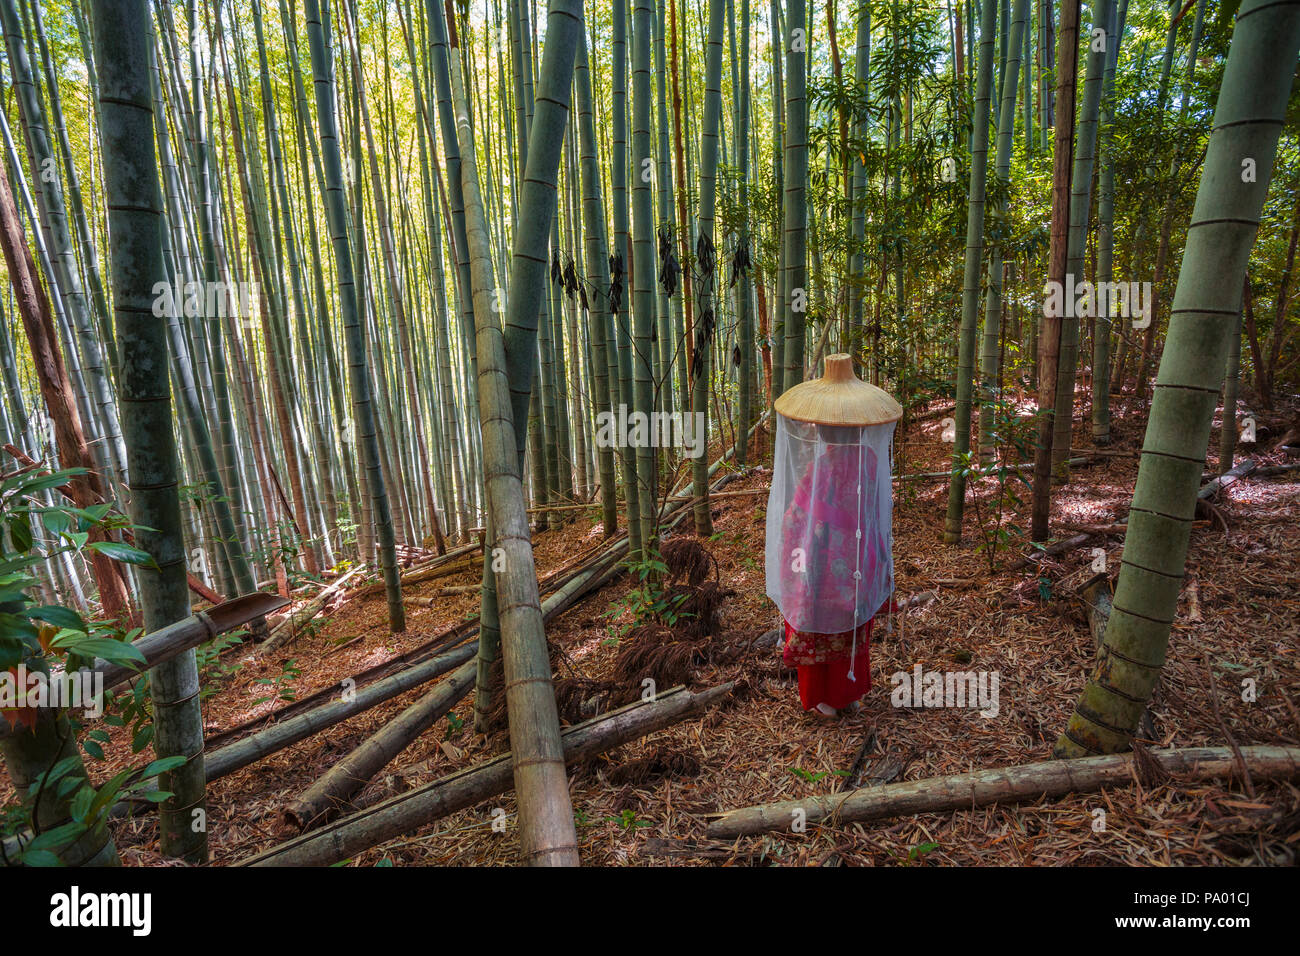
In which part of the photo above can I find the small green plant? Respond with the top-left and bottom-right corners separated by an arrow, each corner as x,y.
1,754 -> 186,867
603,546 -> 692,643
251,658 -> 301,706
789,766 -> 851,785
605,809 -> 651,830
904,841 -> 940,863
195,629 -> 247,699
444,711 -> 465,739
959,399 -> 1041,573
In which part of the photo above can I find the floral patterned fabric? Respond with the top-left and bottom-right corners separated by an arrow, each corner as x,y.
781,618 -> 874,667
765,416 -> 895,636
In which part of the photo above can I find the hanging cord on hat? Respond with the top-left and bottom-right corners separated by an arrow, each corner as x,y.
887,429 -> 896,640
848,435 -> 866,682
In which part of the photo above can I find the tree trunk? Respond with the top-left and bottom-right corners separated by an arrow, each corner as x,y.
1029,0 -> 1080,543
1055,0 -> 1300,757
943,0 -> 996,543
92,0 -> 207,862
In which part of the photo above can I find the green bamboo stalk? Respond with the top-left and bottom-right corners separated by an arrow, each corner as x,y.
576,25 -> 619,538
780,0 -> 807,392
734,0 -> 753,467
1055,0 -> 1300,758
612,0 -> 643,561
691,0 -> 726,537
632,0 -> 659,549
303,0 -> 405,630
976,0 -> 1029,461
91,0 -> 206,862
943,0 -> 996,544
1092,0 -> 1128,444
448,0 -> 580,867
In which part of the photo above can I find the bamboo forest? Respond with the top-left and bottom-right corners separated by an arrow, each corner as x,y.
0,0 -> 1298,889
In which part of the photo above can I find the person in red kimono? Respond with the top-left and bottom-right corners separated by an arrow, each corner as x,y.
777,426 -> 893,718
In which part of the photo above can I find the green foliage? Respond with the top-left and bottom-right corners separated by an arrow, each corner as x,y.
603,545 -> 692,643
605,808 -> 651,830
1,754 -> 185,867
194,629 -> 247,702
956,399 -> 1041,573
1,469 -> 146,672
251,658 -> 302,706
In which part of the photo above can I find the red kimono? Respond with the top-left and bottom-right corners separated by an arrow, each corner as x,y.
777,441 -> 892,712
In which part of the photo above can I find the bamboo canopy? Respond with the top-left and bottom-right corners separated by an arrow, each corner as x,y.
773,353 -> 902,427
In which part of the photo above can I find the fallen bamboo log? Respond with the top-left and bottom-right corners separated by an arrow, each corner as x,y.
277,469 -> 739,829
402,586 -> 479,606
1200,457 -> 1258,497
90,592 -> 289,691
896,456 -> 1093,484
239,682 -> 735,866
205,618 -> 481,750
259,566 -> 364,655
704,745 -> 1300,840
512,485 -> 774,514
203,643 -> 479,782
1256,462 -> 1300,477
1069,446 -> 1139,459
204,534 -> 627,753
908,403 -> 957,425
356,555 -> 481,598
285,661 -> 479,830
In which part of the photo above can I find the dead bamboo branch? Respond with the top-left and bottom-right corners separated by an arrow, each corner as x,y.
239,682 -> 735,866
94,592 -> 288,691
705,745 -> 1300,840
285,661 -> 478,830
259,566 -> 365,655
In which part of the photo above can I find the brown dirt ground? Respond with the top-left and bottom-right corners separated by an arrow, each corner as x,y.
10,388 -> 1300,866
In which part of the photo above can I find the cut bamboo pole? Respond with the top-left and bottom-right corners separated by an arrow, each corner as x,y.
94,592 -> 289,690
240,682 -> 734,866
259,566 -> 363,655
203,643 -> 479,781
706,745 -> 1300,840
284,660 -> 478,830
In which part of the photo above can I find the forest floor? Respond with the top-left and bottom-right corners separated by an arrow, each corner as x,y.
48,389 -> 1300,865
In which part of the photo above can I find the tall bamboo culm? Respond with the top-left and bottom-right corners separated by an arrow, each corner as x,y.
303,0 -> 406,633
92,0 -> 206,862
1055,0 -> 1300,757
453,0 -> 582,866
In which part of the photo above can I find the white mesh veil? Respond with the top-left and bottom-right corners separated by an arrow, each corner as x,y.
765,413 -> 896,638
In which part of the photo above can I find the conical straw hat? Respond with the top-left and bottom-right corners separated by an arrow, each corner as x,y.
774,353 -> 903,426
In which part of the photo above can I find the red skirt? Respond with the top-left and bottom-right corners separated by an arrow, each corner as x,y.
782,619 -> 872,712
